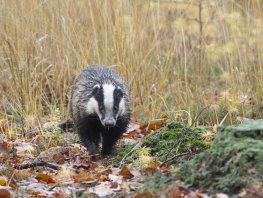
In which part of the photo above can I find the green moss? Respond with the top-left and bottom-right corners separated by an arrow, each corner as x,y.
110,122 -> 210,166
179,119 -> 263,194
108,144 -> 134,166
142,122 -> 210,162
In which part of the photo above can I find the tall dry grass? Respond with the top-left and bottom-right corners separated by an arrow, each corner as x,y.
0,0 -> 262,127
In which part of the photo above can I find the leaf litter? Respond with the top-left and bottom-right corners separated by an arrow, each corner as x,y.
0,118 -> 262,197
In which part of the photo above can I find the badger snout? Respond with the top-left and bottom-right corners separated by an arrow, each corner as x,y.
102,118 -> 116,128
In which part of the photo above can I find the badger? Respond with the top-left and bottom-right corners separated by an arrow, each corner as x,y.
69,65 -> 131,156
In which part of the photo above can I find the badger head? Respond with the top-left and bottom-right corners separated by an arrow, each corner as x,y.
86,83 -> 126,128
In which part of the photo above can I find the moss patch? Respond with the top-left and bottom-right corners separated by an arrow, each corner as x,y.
110,122 -> 210,166
179,120 -> 263,194
142,122 -> 210,162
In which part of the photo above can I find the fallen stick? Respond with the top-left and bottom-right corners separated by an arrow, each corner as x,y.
14,161 -> 61,170
14,161 -> 91,173
119,142 -> 142,168
160,152 -> 191,167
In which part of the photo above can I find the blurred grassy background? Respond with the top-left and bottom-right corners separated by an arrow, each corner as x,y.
0,0 -> 262,128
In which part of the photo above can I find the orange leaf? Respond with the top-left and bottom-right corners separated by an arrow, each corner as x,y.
73,171 -> 95,182
123,130 -> 140,138
98,175 -> 109,181
0,142 -> 11,153
28,189 -> 41,196
149,161 -> 161,168
118,165 -> 134,179
0,189 -> 11,198
53,153 -> 65,164
131,192 -> 152,198
35,172 -> 56,184
53,192 -> 64,198
139,117 -> 168,133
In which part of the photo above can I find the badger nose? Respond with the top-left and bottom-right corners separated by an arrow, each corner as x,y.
104,119 -> 116,128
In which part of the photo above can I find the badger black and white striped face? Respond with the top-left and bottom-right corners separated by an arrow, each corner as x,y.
86,83 -> 126,128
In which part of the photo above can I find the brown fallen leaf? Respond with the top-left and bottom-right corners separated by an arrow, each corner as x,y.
139,117 -> 168,134
73,171 -> 95,182
14,169 -> 34,180
239,183 -> 263,198
164,180 -> 204,198
37,146 -> 68,160
35,172 -> 56,184
110,181 -> 118,189
53,192 -> 64,198
0,141 -> 11,153
123,130 -> 140,138
98,174 -> 109,182
53,153 -> 66,164
0,189 -> 11,198
118,165 -> 134,179
27,189 -> 41,197
130,192 -> 152,198
126,122 -> 140,133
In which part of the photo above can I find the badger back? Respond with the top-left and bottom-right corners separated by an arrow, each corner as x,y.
69,65 -> 130,123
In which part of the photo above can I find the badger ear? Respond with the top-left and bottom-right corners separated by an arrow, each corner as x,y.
92,84 -> 101,95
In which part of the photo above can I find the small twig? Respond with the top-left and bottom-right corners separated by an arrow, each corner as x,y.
163,125 -> 192,161
163,136 -> 184,162
119,142 -> 142,168
160,152 -> 191,167
48,184 -> 58,191
14,161 -> 61,170
14,161 -> 86,173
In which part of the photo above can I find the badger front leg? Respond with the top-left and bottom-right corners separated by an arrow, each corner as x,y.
101,127 -> 123,156
77,121 -> 100,155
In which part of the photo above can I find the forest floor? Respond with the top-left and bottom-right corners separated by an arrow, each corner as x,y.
0,117 -> 262,198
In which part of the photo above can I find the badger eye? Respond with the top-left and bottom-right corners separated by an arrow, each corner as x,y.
114,106 -> 118,112
99,105 -> 104,112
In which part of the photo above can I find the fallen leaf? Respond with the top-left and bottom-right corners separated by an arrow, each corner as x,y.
0,142 -> 11,153
27,189 -> 41,197
54,166 -> 74,183
0,176 -> 8,186
0,189 -> 11,198
239,183 -> 263,198
98,175 -> 109,182
216,193 -> 229,198
37,146 -> 68,160
110,181 -> 118,189
53,153 -> 65,164
73,171 -> 95,182
139,118 -> 168,134
123,130 -> 140,138
89,182 -> 115,197
53,192 -> 64,198
130,192 -> 152,198
35,172 -> 56,184
164,180 -> 196,198
118,166 -> 134,179
14,169 -> 34,180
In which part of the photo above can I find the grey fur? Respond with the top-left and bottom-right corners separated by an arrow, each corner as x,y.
69,65 -> 131,155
